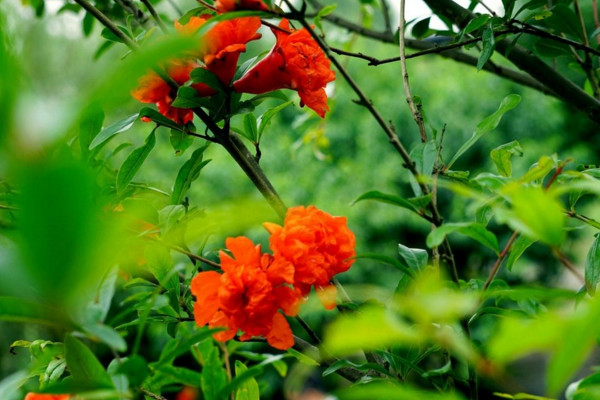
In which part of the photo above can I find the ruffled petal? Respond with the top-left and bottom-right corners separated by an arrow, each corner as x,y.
265,312 -> 294,350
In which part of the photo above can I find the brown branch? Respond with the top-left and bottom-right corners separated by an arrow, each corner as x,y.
141,388 -> 168,400
140,0 -> 169,33
399,0 -> 428,142
422,0 -> 600,124
553,248 -> 585,283
73,0 -> 139,49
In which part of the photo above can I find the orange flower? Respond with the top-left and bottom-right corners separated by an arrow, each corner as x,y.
233,19 -> 335,117
176,386 -> 199,400
264,206 -> 355,309
131,60 -> 212,125
191,237 -> 300,350
24,394 -> 70,400
215,0 -> 269,12
175,15 -> 262,85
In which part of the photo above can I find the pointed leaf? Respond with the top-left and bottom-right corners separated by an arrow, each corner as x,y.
116,131 -> 156,193
171,145 -> 210,205
585,234 -> 600,295
65,334 -> 113,388
490,140 -> 523,177
352,190 -> 419,213
89,113 -> 138,150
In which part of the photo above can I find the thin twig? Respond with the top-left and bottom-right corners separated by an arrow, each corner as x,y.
483,231 -> 519,291
553,248 -> 585,283
566,211 -> 600,230
399,0 -> 428,142
380,0 -> 392,34
296,316 -> 321,344
140,0 -> 169,33
73,0 -> 139,49
0,204 -> 17,210
594,0 -> 600,46
219,342 -> 234,400
147,235 -> 221,269
141,388 -> 168,400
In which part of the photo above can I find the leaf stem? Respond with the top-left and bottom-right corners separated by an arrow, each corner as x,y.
140,0 -> 169,33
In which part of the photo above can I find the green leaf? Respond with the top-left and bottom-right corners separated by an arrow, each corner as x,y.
89,113 -> 138,150
547,300 -> 600,395
144,245 -> 179,295
353,253 -> 415,278
323,359 -> 393,377
502,186 -> 565,246
116,130 -> 156,193
169,128 -> 194,156
156,328 -> 222,367
190,67 -> 225,92
494,392 -> 555,400
160,365 -> 204,386
398,244 -> 428,270
82,323 -> 127,353
139,107 -> 183,131
79,104 -> 104,158
240,113 -> 258,143
257,100 -> 293,140
426,222 -> 499,254
323,306 -> 420,356
545,4 -> 584,40
412,17 -> 431,38
116,355 -> 149,388
171,145 -> 211,205
65,334 -> 114,389
314,4 -> 337,32
448,94 -> 521,169
477,23 -> 495,70
82,11 -> 94,36
286,348 -> 319,366
585,234 -> 600,295
234,361 -> 260,400
0,297 -> 71,327
199,340 -> 228,400
463,14 -> 490,35
352,190 -> 419,213
490,140 -> 523,177
408,139 -> 437,196
506,235 -> 536,271
218,355 -> 286,399
171,86 -> 213,109
520,155 -> 554,183
335,381 -> 466,400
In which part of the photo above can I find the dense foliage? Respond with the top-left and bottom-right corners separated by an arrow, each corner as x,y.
1,0 -> 600,399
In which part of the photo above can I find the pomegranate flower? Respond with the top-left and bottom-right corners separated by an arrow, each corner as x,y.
215,0 -> 270,13
264,206 -> 355,309
191,237 -> 300,350
233,19 -> 335,117
24,394 -> 70,400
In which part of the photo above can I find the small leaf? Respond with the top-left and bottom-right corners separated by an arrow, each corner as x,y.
89,113 -> 138,150
234,361 -> 260,400
463,14 -> 490,35
191,67 -> 225,91
160,365 -> 204,386
116,131 -> 156,193
79,104 -> 104,158
241,113 -> 258,143
352,190 -> 419,213
412,17 -> 431,38
171,145 -> 211,205
426,222 -> 499,253
520,155 -> 554,183
65,334 -> 113,388
314,4 -> 337,32
200,340 -> 228,400
585,234 -> 600,295
506,235 -> 536,271
409,140 -> 437,196
286,348 -> 319,366
323,359 -> 392,377
354,253 -> 415,278
398,244 -> 428,270
257,100 -> 293,140
170,128 -> 194,155
448,94 -> 521,169
490,140 -> 523,177
171,86 -> 213,109
477,23 -> 495,70
139,107 -> 183,131
82,323 -> 127,352
145,245 -> 179,296
116,355 -> 149,387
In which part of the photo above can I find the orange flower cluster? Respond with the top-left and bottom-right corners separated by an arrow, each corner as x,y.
215,0 -> 269,12
234,19 -> 336,117
132,12 -> 335,124
132,16 -> 262,124
191,206 -> 355,349
24,394 -> 70,400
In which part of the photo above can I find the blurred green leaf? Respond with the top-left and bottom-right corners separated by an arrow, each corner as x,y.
0,297 -> 71,327
116,130 -> 156,193
352,190 -> 420,213
115,355 -> 149,388
241,113 -> 258,143
160,365 -> 204,386
171,144 -> 211,205
79,104 -> 104,159
448,94 -> 521,169
65,334 -> 114,389
219,355 -> 286,399
398,244 -> 428,270
409,140 -> 437,195
323,359 -> 392,377
234,361 -> 260,400
426,222 -> 499,254
89,113 -> 138,150
520,155 -> 554,183
82,324 -> 127,353
477,23 -> 495,70
169,128 -> 195,156
191,68 -> 225,92
144,245 -> 179,296
258,100 -> 293,140
490,140 -> 523,177
585,234 -> 600,295
412,17 -> 431,38
198,340 -> 227,400
463,15 -> 490,35
171,86 -> 213,109
353,253 -> 415,278
336,382 -> 466,400
506,235 -> 536,271
314,4 -> 337,32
